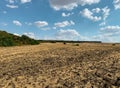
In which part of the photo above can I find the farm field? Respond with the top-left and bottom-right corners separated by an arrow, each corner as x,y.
0,43 -> 120,88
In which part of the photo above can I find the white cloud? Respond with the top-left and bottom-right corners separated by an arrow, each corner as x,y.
49,0 -> 100,10
62,12 -> 74,17
13,20 -> 22,26
21,0 -> 31,4
23,32 -> 35,39
13,33 -> 21,36
93,25 -> 120,42
6,0 -> 31,5
49,0 -> 78,10
43,25 -> 120,42
100,25 -> 120,32
34,21 -> 48,27
93,34 -> 112,42
54,20 -> 75,27
92,33 -> 120,42
45,25 -> 120,42
80,8 -> 101,21
25,22 -> 32,26
80,7 -> 110,22
6,4 -> 18,8
8,0 -> 15,4
99,22 -> 106,26
113,0 -> 120,10
55,29 -> 80,40
92,8 -> 101,13
78,0 -> 100,6
102,6 -> 110,21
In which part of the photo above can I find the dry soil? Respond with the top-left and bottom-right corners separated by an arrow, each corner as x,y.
0,43 -> 120,88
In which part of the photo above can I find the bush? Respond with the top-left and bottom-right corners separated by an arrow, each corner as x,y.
63,42 -> 66,45
0,37 -> 16,47
112,43 -> 116,46
29,39 -> 39,45
73,43 -> 79,46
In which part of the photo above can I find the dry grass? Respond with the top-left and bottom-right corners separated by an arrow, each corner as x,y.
0,43 -> 120,88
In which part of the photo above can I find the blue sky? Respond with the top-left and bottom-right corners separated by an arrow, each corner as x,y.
0,0 -> 120,42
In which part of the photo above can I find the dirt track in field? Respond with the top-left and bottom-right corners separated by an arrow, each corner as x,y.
0,43 -> 120,88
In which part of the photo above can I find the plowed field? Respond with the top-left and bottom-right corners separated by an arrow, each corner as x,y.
0,43 -> 120,88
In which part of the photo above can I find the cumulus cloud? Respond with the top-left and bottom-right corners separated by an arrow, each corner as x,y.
100,25 -> 120,32
49,0 -> 78,10
113,0 -> 120,10
23,32 -> 35,39
54,20 -> 75,27
6,0 -> 31,9
52,25 -> 120,42
62,13 -> 70,17
93,25 -> 120,42
8,0 -> 15,4
102,6 -> 110,21
34,21 -> 48,27
13,20 -> 22,26
92,33 -> 120,42
99,7 -> 110,26
55,29 -> 80,40
13,33 -> 21,36
6,4 -> 18,8
80,8 -> 101,21
48,25 -> 120,42
99,22 -> 106,26
80,7 -> 110,22
25,22 -> 32,26
93,34 -> 114,42
73,25 -> 120,42
92,8 -> 101,13
62,12 -> 74,17
21,0 -> 31,4
49,0 -> 100,10
7,0 -> 31,4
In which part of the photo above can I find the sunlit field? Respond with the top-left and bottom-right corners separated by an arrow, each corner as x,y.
0,43 -> 120,88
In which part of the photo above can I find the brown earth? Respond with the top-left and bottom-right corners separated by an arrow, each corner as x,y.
0,43 -> 120,88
